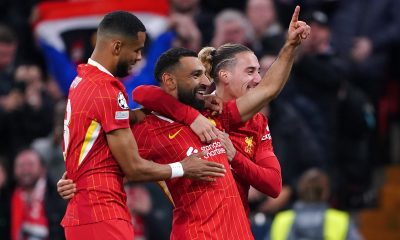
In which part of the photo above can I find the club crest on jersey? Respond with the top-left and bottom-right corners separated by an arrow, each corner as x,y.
244,136 -> 254,154
117,92 -> 129,110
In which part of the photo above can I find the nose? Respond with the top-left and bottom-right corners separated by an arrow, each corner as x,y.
136,51 -> 142,62
200,74 -> 211,87
250,73 -> 262,87
254,72 -> 262,84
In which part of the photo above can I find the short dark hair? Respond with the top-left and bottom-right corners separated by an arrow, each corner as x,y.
154,47 -> 198,82
98,11 -> 146,39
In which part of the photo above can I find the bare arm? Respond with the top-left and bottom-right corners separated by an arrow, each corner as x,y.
107,128 -> 171,182
129,108 -> 146,125
107,128 -> 226,182
236,6 -> 311,122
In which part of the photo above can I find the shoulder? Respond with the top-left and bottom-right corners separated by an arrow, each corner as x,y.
242,113 -> 267,129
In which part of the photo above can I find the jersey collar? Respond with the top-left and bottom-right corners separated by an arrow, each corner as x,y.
88,58 -> 114,77
152,111 -> 175,123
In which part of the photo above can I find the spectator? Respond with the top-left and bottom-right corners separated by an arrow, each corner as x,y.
0,24 -> 17,97
31,100 -> 66,183
245,0 -> 285,57
11,148 -> 66,240
0,63 -> 54,159
211,9 -> 253,48
170,0 -> 215,46
270,168 -> 363,240
331,0 -> 400,102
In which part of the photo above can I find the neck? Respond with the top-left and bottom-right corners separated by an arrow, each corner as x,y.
160,84 -> 178,99
215,86 -> 234,102
90,48 -> 115,75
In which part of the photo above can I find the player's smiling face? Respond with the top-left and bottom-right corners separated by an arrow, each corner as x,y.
224,51 -> 261,99
174,56 -> 211,110
115,32 -> 146,78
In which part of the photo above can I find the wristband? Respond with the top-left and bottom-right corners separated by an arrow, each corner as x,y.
169,162 -> 184,178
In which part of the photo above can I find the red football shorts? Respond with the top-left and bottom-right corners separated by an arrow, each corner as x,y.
64,219 -> 134,240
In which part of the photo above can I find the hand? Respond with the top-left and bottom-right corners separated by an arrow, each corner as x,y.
287,6 -> 311,47
190,114 -> 220,143
217,131 -> 236,163
170,14 -> 201,51
57,172 -> 76,200
202,94 -> 223,115
351,37 -> 372,62
181,151 -> 226,181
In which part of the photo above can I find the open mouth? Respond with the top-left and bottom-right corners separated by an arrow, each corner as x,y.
246,82 -> 259,90
195,86 -> 207,99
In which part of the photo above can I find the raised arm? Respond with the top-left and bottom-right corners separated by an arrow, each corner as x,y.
236,6 -> 311,122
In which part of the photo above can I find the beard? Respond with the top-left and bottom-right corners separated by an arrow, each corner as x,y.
115,59 -> 131,78
177,84 -> 205,111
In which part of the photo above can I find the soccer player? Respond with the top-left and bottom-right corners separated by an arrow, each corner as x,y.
133,6 -> 310,214
62,47 -> 254,239
61,11 -> 226,240
59,6 -> 310,239
132,48 -> 254,239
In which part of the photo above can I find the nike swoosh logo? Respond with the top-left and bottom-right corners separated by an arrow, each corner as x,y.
169,128 -> 182,139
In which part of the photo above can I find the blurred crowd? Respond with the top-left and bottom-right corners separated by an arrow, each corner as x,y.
0,0 -> 399,239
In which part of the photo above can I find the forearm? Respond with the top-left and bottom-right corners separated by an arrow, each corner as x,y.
133,85 -> 199,125
237,42 -> 298,121
125,158 -> 172,182
231,151 -> 282,198
107,128 -> 172,182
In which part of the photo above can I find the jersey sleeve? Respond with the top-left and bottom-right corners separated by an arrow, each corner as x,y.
230,116 -> 282,198
132,85 -> 200,125
92,81 -> 130,133
219,100 -> 242,132
256,116 -> 276,159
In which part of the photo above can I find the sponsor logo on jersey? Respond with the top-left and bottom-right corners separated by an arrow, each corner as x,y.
168,128 -> 182,139
261,133 -> 272,141
186,141 -> 226,159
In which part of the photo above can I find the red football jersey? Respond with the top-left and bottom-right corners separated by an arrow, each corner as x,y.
132,113 -> 254,240
204,105 -> 281,214
133,85 -> 282,214
62,62 -> 131,227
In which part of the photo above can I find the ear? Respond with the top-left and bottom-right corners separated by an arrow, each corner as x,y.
112,40 -> 122,56
217,69 -> 230,84
161,72 -> 177,90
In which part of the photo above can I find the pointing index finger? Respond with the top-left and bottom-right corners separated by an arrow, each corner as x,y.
291,5 -> 300,23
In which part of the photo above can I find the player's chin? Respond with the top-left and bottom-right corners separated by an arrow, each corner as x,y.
127,65 -> 135,75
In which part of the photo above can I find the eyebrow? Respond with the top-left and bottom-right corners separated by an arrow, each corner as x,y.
246,66 -> 259,71
190,69 -> 204,76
